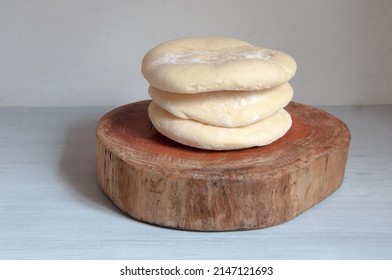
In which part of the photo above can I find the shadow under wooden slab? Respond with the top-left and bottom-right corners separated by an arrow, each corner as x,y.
58,107 -> 129,218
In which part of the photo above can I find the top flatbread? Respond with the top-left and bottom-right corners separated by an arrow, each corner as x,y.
141,37 -> 297,93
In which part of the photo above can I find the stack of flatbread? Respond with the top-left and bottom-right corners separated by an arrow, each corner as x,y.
141,37 -> 297,150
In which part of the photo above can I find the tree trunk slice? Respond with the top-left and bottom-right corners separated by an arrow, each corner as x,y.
96,100 -> 351,231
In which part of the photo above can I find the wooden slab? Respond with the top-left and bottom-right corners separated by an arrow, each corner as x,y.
96,100 -> 351,231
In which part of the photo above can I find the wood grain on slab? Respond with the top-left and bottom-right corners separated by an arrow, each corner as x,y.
96,100 -> 351,231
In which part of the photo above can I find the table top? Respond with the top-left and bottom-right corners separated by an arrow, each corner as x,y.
1,103 -> 391,260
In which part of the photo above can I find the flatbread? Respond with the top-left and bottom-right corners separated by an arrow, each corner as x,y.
148,83 -> 293,127
142,37 -> 297,93
148,101 -> 292,150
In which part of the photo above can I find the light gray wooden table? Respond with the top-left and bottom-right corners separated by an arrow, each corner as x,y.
1,104 -> 391,259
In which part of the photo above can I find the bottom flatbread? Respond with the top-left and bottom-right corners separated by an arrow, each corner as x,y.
148,101 -> 292,150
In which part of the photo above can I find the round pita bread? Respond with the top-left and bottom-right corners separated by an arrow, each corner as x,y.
148,83 -> 293,127
142,37 -> 297,93
148,101 -> 292,150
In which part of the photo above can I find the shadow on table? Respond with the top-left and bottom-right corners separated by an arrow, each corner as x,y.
58,112 -> 128,218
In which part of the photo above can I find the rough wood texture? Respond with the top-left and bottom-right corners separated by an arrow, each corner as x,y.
96,100 -> 351,231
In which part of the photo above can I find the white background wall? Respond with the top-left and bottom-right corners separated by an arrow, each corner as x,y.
1,0 -> 391,106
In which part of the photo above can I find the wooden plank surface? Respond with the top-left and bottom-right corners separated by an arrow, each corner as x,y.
96,101 -> 350,231
0,105 -> 391,259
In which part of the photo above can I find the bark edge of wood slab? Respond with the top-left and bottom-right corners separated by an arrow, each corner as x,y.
96,100 -> 351,231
